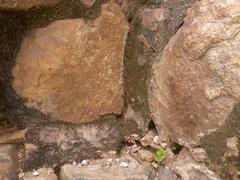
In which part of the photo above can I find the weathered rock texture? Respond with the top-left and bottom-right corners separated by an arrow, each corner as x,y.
12,2 -> 128,124
60,162 -> 155,180
23,116 -> 139,170
80,0 -> 96,8
170,149 -> 219,180
0,0 -> 60,10
156,166 -> 180,180
150,0 -> 240,147
0,145 -> 18,179
23,168 -> 58,180
124,0 -> 197,131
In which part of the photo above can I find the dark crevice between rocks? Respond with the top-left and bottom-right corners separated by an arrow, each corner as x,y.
123,13 -> 153,132
170,142 -> 183,155
53,164 -> 61,180
148,120 -> 156,130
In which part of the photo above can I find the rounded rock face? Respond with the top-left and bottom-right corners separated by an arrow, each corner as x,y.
12,2 -> 128,124
0,0 -> 60,10
149,0 -> 240,147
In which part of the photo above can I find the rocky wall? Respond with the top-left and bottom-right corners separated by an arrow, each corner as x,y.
0,0 -> 239,179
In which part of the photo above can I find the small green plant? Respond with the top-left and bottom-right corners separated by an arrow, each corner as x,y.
199,159 -> 209,166
155,147 -> 167,163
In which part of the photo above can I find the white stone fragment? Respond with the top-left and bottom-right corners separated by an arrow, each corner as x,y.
81,160 -> 89,165
18,172 -> 24,179
120,162 -> 129,168
32,170 -> 39,176
153,136 -> 161,145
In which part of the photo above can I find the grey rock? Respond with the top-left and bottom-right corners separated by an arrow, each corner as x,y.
156,166 -> 180,180
0,144 -> 18,179
23,116 -> 140,170
225,137 -> 239,158
22,168 -> 58,180
190,148 -> 208,162
137,149 -> 155,163
170,149 -> 220,180
60,162 -> 156,180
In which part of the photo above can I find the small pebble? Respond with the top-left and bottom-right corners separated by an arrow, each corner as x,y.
120,162 -> 129,168
151,162 -> 158,169
160,142 -> 168,148
131,144 -> 140,153
153,136 -> 160,145
82,160 -> 88,165
47,168 -> 54,174
72,161 -> 77,166
18,172 -> 24,179
32,171 -> 39,176
107,158 -> 113,162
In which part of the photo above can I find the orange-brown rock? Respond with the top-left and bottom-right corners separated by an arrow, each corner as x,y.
149,0 -> 240,147
12,2 -> 128,123
0,0 -> 60,10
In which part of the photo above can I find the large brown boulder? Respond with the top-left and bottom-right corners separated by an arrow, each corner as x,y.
12,2 -> 128,124
0,0 -> 60,10
150,0 -> 240,148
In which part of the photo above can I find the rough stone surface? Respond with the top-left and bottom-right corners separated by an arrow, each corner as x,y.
137,149 -> 155,163
60,162 -> 155,180
80,0 -> 96,8
140,130 -> 161,149
0,0 -> 60,10
225,137 -> 239,158
124,0 -> 197,131
170,149 -> 220,180
190,148 -> 208,162
156,166 -> 180,180
22,168 -> 57,180
12,2 -> 128,124
0,144 -> 18,179
201,104 -> 240,179
22,116 -> 140,170
150,0 -> 240,147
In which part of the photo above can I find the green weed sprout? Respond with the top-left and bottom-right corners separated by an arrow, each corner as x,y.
155,147 -> 167,163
